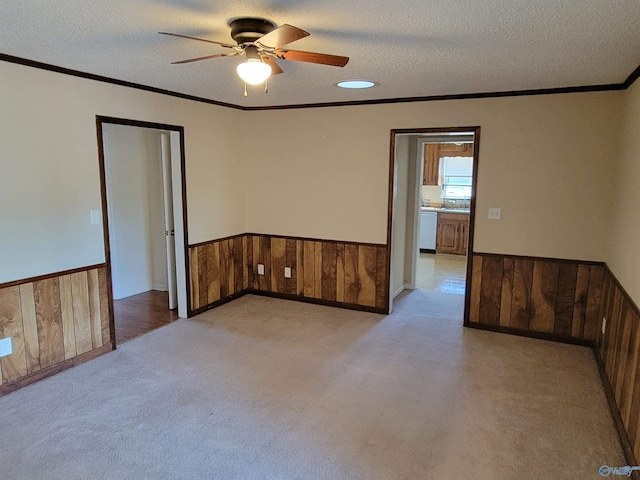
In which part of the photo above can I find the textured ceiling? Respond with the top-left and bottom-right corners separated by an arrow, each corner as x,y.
1,0 -> 638,107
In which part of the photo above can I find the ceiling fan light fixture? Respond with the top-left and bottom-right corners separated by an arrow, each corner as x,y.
237,59 -> 272,85
336,80 -> 376,89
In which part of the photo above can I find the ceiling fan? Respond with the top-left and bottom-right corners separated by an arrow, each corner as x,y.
159,18 -> 349,95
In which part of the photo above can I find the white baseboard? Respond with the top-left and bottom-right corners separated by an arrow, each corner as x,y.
152,284 -> 167,291
393,284 -> 410,298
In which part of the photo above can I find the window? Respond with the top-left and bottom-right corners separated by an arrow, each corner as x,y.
441,156 -> 473,199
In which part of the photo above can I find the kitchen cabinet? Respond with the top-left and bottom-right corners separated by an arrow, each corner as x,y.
423,144 -> 439,186
436,212 -> 469,255
423,143 -> 474,187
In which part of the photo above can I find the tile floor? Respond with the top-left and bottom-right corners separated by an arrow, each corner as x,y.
416,252 -> 467,295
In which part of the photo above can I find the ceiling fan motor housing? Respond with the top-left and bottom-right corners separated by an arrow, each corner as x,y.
230,18 -> 275,45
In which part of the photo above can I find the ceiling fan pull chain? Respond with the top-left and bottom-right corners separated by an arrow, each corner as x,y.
265,79 -> 269,94
244,82 -> 248,97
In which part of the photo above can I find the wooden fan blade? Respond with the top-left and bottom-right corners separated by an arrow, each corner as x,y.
260,54 -> 284,75
274,49 -> 349,67
159,32 -> 235,49
256,24 -> 309,48
171,53 -> 236,64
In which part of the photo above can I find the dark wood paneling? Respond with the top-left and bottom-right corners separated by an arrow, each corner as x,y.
511,259 -> 534,330
233,237 -> 244,294
344,244 -> 359,305
375,246 -> 387,309
470,253 -> 605,342
271,238 -> 286,294
187,234 -> 388,313
0,266 -> 110,390
285,239 -> 297,295
595,266 -> 640,477
321,243 -> 337,301
529,261 -> 559,333
34,278 -> 65,369
478,256 -> 503,326
554,263 -> 578,337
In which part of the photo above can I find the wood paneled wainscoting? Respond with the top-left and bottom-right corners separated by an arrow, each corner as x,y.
467,253 -> 605,344
187,234 -> 389,315
0,265 -> 113,396
595,267 -> 640,472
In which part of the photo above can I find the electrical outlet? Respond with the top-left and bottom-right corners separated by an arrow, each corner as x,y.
602,317 -> 607,335
488,208 -> 502,220
258,264 -> 265,275
284,267 -> 292,278
0,337 -> 12,357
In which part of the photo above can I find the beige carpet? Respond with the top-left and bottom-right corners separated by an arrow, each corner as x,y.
0,291 -> 624,479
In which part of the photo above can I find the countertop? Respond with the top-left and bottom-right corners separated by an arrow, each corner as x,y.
421,207 -> 470,214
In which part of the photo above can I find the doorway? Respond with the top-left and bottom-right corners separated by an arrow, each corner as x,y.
96,117 -> 189,345
387,127 -> 479,321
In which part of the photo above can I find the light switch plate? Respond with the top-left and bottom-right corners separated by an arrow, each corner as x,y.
0,337 -> 12,357
258,264 -> 265,275
488,208 -> 502,220
284,267 -> 292,278
90,209 -> 101,225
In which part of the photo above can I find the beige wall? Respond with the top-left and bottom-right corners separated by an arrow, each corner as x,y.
0,59 -> 629,288
0,61 -> 245,283
606,81 -> 640,306
245,92 -> 622,260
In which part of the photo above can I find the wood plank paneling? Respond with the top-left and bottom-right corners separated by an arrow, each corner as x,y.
0,266 -> 110,393
189,248 -> 200,310
585,265 -> 604,340
375,246 -> 387,310
234,237 -> 243,294
469,255 -> 483,323
227,239 -> 236,296
572,265 -> 590,338
87,269 -> 103,349
303,240 -> 315,298
344,244 -> 359,305
554,263 -> 578,337
470,253 -> 606,342
296,240 -> 304,296
499,258 -> 514,327
260,237 -> 271,292
357,245 -> 377,307
34,278 -> 65,369
511,259 -> 533,330
219,240 -> 230,298
70,272 -> 92,356
321,243 -> 337,301
595,267 -> 640,467
98,268 -> 110,347
271,237 -> 286,294
286,239 -> 297,295
188,234 -> 389,313
529,261 -> 559,333
207,242 -> 221,304
314,242 -> 323,300
243,236 -> 249,291
252,236 -> 259,289
59,275 -> 77,360
19,283 -> 41,373
478,256 -> 503,326
0,286 -> 28,383
336,244 -> 345,303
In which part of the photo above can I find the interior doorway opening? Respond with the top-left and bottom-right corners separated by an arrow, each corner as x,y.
388,127 -> 480,319
96,117 -> 189,345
